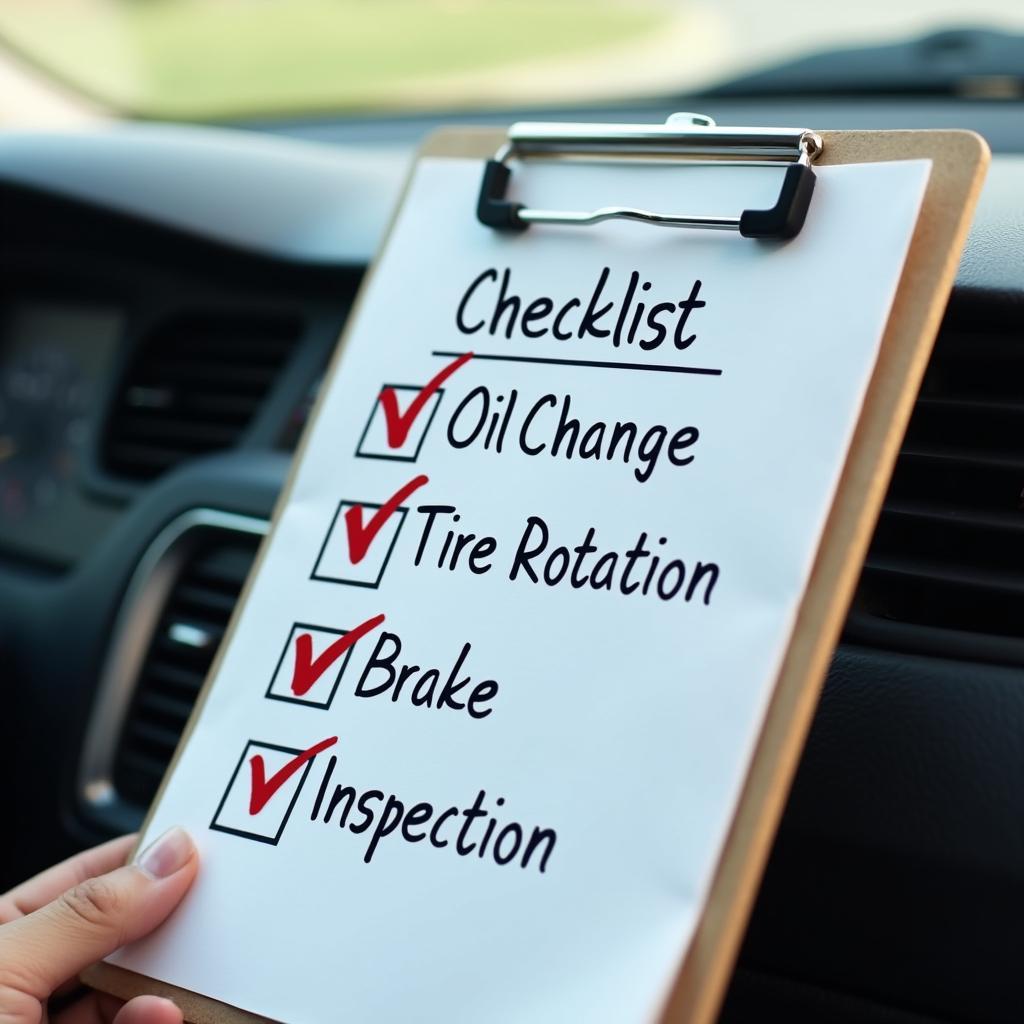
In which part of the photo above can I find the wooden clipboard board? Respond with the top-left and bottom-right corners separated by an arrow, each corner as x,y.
84,125 -> 988,1024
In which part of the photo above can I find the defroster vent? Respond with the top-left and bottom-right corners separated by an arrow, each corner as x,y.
848,319 -> 1024,663
103,312 -> 300,480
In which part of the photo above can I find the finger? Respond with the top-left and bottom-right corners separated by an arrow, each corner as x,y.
113,996 -> 182,1024
0,837 -> 137,922
54,992 -> 182,1024
0,828 -> 197,1000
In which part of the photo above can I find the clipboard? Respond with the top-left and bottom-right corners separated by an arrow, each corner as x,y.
84,115 -> 988,1024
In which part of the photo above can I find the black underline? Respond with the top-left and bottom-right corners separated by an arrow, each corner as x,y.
432,350 -> 722,376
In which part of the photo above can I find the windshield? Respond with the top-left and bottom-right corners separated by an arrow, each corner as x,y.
1,0 -> 1023,120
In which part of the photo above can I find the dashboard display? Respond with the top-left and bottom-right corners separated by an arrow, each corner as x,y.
0,303 -> 122,567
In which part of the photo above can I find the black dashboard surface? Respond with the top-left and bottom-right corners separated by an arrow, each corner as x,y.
1,98 -> 1022,1024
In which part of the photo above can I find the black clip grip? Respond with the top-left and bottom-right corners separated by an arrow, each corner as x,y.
477,159 -> 526,232
738,163 -> 816,240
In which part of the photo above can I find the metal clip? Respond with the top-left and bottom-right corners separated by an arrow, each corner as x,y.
476,113 -> 823,240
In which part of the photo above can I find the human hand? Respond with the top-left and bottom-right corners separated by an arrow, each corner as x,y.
0,828 -> 198,1024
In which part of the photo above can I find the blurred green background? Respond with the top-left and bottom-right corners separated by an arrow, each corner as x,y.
4,0 -> 1024,122
0,0 -> 669,118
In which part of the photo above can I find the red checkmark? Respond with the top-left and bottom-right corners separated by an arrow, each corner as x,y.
379,352 -> 473,449
343,473 -> 428,565
291,613 -> 385,697
248,736 -> 337,815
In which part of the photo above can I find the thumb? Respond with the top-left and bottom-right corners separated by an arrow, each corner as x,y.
0,827 -> 197,1001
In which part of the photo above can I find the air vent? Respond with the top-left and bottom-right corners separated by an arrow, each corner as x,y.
111,525 -> 262,810
103,312 -> 301,480
848,321 -> 1024,662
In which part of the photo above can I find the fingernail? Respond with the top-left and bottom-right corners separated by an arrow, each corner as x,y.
137,826 -> 195,879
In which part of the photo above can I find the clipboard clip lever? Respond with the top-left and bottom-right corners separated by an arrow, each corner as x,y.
477,113 -> 823,240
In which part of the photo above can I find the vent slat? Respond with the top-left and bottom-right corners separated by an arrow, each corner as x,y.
904,402 -> 1024,457
148,643 -> 223,676
143,661 -> 206,694
114,750 -> 169,804
105,442 -> 191,471
899,443 -> 1024,471
887,451 -> 1024,512
864,556 -> 1024,597
851,323 -> 1024,656
858,569 -> 1024,640
157,614 -> 228,644
170,582 -> 240,617
112,416 -> 243,446
883,501 -> 1024,533
136,689 -> 197,725
916,395 -> 1024,415
132,361 -> 281,388
144,336 -> 296,362
125,718 -> 183,753
117,748 -> 169,778
918,330 -> 1024,403
103,312 -> 300,481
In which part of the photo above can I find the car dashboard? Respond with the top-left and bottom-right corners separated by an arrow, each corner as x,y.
1,98 -> 1022,1023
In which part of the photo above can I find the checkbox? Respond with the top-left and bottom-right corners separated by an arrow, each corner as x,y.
355,384 -> 444,463
266,620 -> 375,709
210,740 -> 324,846
310,498 -> 408,588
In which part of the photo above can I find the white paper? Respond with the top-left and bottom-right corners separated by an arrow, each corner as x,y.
111,155 -> 930,1023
